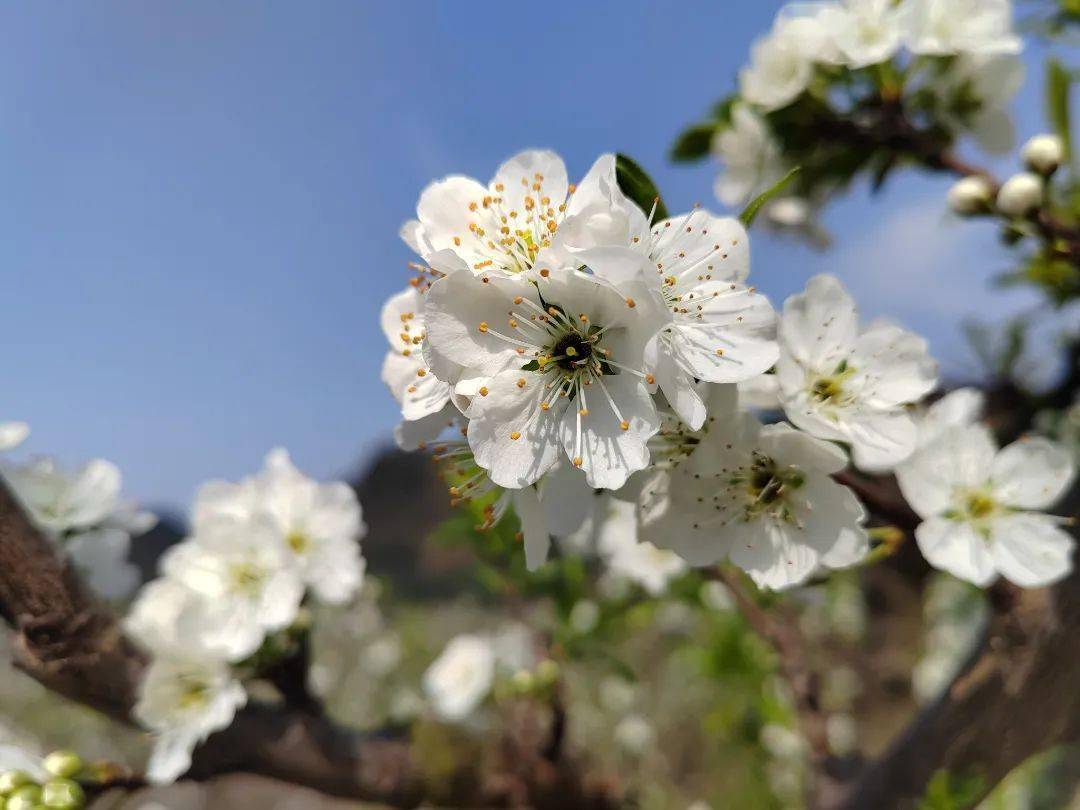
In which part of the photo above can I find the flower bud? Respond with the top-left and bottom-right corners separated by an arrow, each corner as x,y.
41,778 -> 86,809
535,658 -> 560,686
510,669 -> 535,693
42,751 -> 83,780
947,176 -> 994,216
0,771 -> 34,797
1021,134 -> 1064,175
5,784 -> 42,810
995,172 -> 1044,218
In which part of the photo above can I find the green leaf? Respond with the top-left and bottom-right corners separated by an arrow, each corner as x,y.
738,166 -> 801,227
670,123 -> 717,162
1046,58 -> 1073,164
615,154 -> 669,222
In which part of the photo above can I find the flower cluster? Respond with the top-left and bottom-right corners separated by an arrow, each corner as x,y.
1,453 -> 155,600
382,149 -> 947,591
125,449 -> 366,784
678,0 -> 1026,231
0,749 -> 90,810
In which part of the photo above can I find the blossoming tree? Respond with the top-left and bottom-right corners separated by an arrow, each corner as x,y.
1,1 -> 1079,808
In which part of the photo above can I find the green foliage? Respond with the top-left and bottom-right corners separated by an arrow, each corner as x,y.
919,769 -> 986,810
615,154 -> 669,222
739,167 -> 801,227
1046,58 -> 1074,165
670,122 -> 717,162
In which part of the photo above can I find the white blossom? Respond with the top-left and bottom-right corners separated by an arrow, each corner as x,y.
193,449 -> 366,605
0,422 -> 28,451
595,499 -> 687,595
901,0 -> 1021,57
896,425 -> 1076,587
578,209 -> 778,430
134,655 -> 247,784
425,266 -> 669,489
777,274 -> 938,471
739,29 -> 815,112
422,634 -> 496,722
639,388 -> 869,590
818,0 -> 905,68
712,104 -> 785,208
161,516 -> 305,661
940,54 -> 1025,155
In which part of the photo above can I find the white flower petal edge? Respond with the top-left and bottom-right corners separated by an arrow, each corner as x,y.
0,421 -> 29,451
778,274 -> 937,471
897,424 -> 1077,588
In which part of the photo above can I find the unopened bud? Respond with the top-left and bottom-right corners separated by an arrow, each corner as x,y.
41,777 -> 85,809
947,176 -> 994,216
43,751 -> 83,780
535,658 -> 560,685
0,771 -> 34,797
1021,134 -> 1064,175
5,784 -> 43,810
995,172 -> 1044,218
510,669 -> 535,693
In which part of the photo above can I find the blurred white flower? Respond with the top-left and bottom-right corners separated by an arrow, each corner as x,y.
0,422 -> 29,451
423,634 -> 496,722
193,448 -> 366,605
135,655 -> 247,784
897,425 -> 1076,587
739,29 -> 815,112
713,105 -> 784,208
162,517 -> 305,660
947,176 -> 995,216
901,0 -> 1021,57
614,713 -> 655,755
777,274 -> 938,471
818,0 -> 904,68
940,54 -> 1025,155
640,390 -> 869,590
596,499 -> 687,595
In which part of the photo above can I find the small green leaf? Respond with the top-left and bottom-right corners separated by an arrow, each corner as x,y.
615,154 -> 669,222
738,166 -> 801,227
520,359 -> 540,372
670,123 -> 717,162
1046,58 -> 1073,163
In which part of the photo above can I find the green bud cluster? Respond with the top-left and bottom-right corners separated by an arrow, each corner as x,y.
0,750 -> 88,810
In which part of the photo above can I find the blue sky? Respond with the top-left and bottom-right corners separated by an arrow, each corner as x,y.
0,2 -> 1065,510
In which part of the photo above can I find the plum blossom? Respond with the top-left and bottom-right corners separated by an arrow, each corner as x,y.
596,499 -> 687,595
639,387 -> 868,590
580,209 -> 778,430
896,425 -> 1076,588
712,104 -> 785,209
423,634 -> 496,722
817,0 -> 904,68
425,266 -> 668,490
134,654 -> 247,784
739,28 -> 815,112
0,421 -> 28,451
939,54 -> 1026,155
192,448 -> 367,605
901,0 -> 1021,57
777,274 -> 938,471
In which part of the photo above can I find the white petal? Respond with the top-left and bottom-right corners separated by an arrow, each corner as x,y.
780,274 -> 858,372
0,422 -> 29,450
847,410 -> 919,472
560,373 -> 659,490
915,518 -> 997,586
491,150 -> 569,220
416,175 -> 500,264
850,323 -> 938,407
991,437 -> 1075,510
513,485 -> 551,571
989,513 -> 1074,588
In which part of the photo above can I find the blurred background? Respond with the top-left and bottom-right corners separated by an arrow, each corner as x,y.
0,0 -> 1063,514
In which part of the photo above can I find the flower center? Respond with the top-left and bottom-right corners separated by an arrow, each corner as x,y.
286,530 -> 311,554
734,453 -> 806,522
810,361 -> 856,405
229,562 -> 267,596
552,333 -> 594,371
